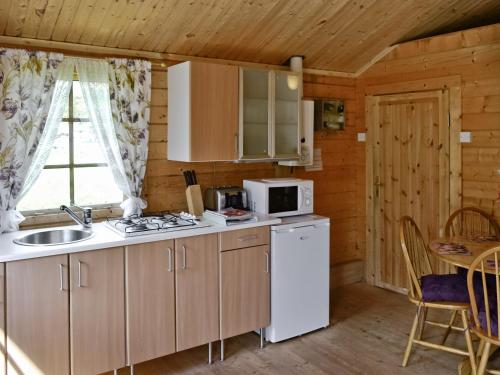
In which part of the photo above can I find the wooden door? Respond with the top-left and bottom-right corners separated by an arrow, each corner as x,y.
175,234 -> 219,351
6,256 -> 69,375
366,90 -> 455,291
126,241 -> 176,364
190,61 -> 239,161
70,248 -> 125,375
220,245 -> 270,339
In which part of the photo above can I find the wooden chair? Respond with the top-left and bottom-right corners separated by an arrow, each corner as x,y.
400,216 -> 477,372
467,246 -> 500,375
445,207 -> 500,240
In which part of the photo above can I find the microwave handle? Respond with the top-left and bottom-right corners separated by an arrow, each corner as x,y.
298,186 -> 305,208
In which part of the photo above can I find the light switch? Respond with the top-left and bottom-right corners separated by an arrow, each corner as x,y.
460,132 -> 472,143
357,133 -> 366,142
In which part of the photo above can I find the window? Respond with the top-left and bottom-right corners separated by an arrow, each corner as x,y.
17,80 -> 122,212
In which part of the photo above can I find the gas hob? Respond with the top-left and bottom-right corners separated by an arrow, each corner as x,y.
105,213 -> 211,237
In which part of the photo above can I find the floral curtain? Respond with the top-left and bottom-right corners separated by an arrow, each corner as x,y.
0,49 -> 63,233
107,58 -> 151,217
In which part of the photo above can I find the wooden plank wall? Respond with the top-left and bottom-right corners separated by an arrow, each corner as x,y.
359,23 -> 500,246
277,74 -> 365,267
144,64 -> 275,214
147,67 -> 365,282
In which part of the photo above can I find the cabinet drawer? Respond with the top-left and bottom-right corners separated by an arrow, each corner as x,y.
219,226 -> 269,251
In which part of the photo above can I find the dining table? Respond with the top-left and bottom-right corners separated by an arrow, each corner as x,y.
428,235 -> 500,375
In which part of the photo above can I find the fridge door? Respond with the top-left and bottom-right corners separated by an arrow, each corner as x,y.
267,222 -> 330,342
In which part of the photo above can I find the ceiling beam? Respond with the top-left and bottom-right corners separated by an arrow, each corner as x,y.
0,35 -> 359,77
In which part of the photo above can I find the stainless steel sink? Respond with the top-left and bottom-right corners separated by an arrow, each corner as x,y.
13,229 -> 94,246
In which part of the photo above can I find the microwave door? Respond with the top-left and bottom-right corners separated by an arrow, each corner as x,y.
268,186 -> 298,216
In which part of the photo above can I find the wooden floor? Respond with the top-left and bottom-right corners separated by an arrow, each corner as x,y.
111,283 -> 499,375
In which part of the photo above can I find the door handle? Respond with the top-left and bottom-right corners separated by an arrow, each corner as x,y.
167,247 -> 173,272
181,245 -> 187,270
237,235 -> 258,242
59,264 -> 65,291
374,176 -> 384,198
77,260 -> 83,287
265,252 -> 269,273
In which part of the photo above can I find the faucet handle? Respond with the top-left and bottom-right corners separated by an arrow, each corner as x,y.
81,207 -> 92,225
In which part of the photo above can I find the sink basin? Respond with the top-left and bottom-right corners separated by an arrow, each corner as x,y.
13,229 -> 94,246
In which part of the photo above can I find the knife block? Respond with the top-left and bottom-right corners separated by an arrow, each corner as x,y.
186,185 -> 204,217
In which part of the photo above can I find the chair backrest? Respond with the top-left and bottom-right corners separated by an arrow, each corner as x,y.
400,216 -> 433,300
445,207 -> 500,240
467,245 -> 500,342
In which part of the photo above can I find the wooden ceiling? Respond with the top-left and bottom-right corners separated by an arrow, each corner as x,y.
1,0 -> 500,73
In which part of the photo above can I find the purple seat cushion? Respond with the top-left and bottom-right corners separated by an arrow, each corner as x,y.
421,273 -> 469,303
478,309 -> 498,337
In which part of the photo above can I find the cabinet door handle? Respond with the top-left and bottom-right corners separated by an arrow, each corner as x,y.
238,235 -> 258,242
77,260 -> 83,287
59,264 -> 65,291
167,247 -> 173,272
265,252 -> 269,273
181,245 -> 187,270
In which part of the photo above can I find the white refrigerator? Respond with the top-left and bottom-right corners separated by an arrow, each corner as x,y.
266,214 -> 330,343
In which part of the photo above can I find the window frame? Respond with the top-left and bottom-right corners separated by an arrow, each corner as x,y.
19,78 -> 122,218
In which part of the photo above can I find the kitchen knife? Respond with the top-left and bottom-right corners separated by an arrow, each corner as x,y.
191,170 -> 198,185
183,170 -> 190,186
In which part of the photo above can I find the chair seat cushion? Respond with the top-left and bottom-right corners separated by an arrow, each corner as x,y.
421,273 -> 469,303
478,309 -> 498,337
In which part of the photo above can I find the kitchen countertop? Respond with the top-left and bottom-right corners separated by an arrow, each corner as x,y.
0,213 -> 281,262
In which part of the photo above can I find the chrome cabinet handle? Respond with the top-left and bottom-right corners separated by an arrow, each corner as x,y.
78,260 -> 83,287
182,245 -> 187,270
59,264 -> 65,291
167,247 -> 173,272
238,235 -> 258,242
265,252 -> 269,273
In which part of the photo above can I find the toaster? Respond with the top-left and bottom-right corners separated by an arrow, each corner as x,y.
205,187 -> 248,211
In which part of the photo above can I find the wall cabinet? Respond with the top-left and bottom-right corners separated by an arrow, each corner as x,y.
70,248 -> 126,375
168,61 -> 239,162
239,69 -> 301,160
175,234 -> 219,351
167,61 -> 301,162
6,256 -> 69,375
125,241 -> 176,365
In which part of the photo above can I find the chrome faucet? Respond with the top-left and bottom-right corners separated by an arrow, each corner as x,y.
60,205 -> 93,229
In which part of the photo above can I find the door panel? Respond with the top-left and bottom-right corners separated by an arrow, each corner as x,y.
126,241 -> 176,364
70,248 -> 125,375
175,234 -> 219,351
6,256 -> 69,375
220,245 -> 270,339
367,91 -> 451,290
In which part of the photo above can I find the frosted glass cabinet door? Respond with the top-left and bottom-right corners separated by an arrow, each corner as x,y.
241,69 -> 270,159
274,72 -> 300,158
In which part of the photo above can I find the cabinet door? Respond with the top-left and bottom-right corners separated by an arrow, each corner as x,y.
175,234 -> 219,351
70,248 -> 125,375
126,241 -> 176,364
190,62 -> 239,161
6,255 -> 69,375
220,245 -> 270,339
274,71 -> 300,158
240,69 -> 271,159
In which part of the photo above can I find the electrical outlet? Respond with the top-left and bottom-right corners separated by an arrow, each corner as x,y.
357,133 -> 366,142
460,132 -> 472,143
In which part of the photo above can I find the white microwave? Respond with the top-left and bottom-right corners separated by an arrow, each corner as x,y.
243,178 -> 313,217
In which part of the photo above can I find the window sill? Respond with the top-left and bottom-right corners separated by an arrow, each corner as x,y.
20,205 -> 123,230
